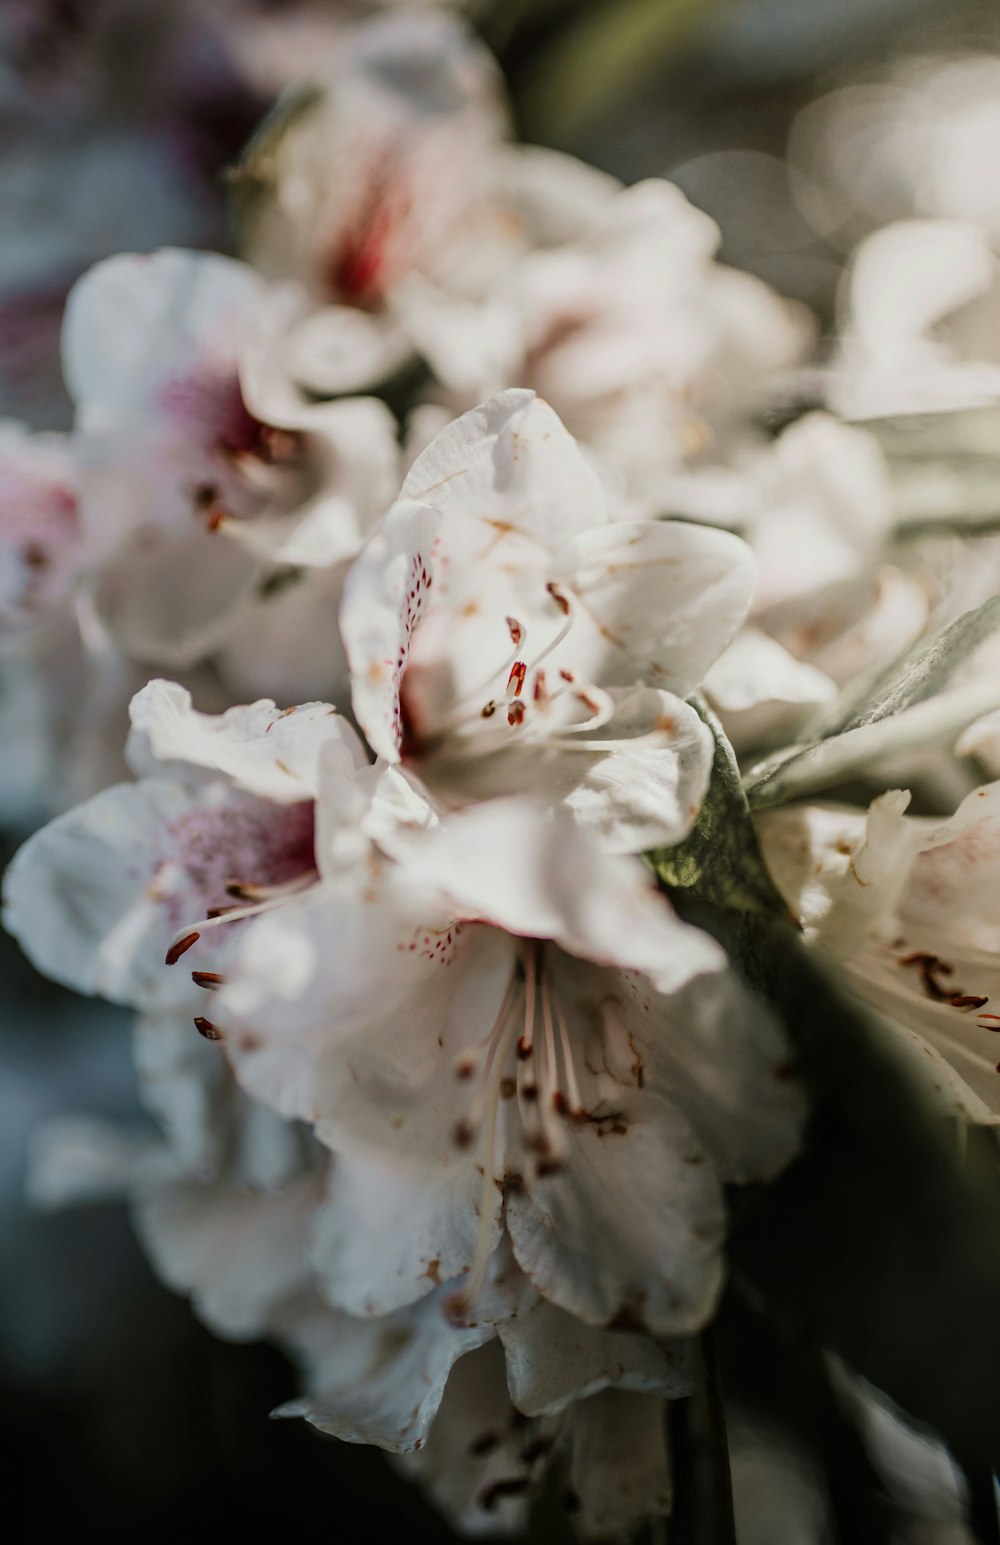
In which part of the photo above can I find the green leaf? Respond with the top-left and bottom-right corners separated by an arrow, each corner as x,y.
647,697 -> 788,918
745,597 -> 1000,809
685,899 -> 1000,1468
517,0 -> 727,140
868,405 -> 1000,537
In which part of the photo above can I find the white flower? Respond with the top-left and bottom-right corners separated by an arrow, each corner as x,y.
64,248 -> 400,691
0,420 -> 82,638
2,679 -> 365,1012
757,781 -> 1000,1121
238,11 -> 523,395
341,390 -> 757,853
739,412 -> 926,688
215,795 -> 803,1338
476,179 -> 811,509
397,1337 -> 679,1539
829,220 -> 1000,419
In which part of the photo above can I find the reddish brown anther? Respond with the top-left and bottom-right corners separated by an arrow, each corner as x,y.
165,931 -> 200,966
191,971 -> 224,990
194,1016 -> 222,1041
507,662 -> 527,698
546,581 -> 571,615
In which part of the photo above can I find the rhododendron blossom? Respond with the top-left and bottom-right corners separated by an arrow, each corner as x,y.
342,390 -> 757,853
213,797 -> 803,1336
64,248 -> 399,696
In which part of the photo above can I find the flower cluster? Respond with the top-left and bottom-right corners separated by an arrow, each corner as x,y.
6,8 -> 1000,1542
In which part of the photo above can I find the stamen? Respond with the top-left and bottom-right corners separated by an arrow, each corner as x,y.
164,873 -> 316,963
551,982 -> 585,1120
448,989 -> 519,1318
194,1016 -> 222,1041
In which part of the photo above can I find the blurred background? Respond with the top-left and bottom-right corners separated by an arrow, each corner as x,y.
1,1 -> 994,1537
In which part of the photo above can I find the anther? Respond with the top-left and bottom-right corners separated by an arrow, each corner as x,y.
191,970 -> 224,990
506,617 -> 524,647
165,931 -> 200,966
552,1090 -> 581,1119
951,994 -> 988,1010
481,701 -> 497,719
516,1036 -> 533,1060
194,1016 -> 222,1041
507,662 -> 527,698
454,1055 -> 478,1082
507,701 -> 526,727
453,1119 -> 477,1149
546,581 -> 571,616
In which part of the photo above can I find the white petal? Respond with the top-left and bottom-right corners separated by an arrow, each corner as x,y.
135,1172 -> 320,1340
90,521 -> 261,669
506,1093 -> 726,1336
398,1339 -> 540,1535
126,678 -> 365,801
4,779 -> 207,1007
604,962 -> 806,1185
557,518 -> 757,696
26,1115 -> 166,1209
847,220 -> 996,361
215,567 -> 351,707
307,927 -> 518,1316
3,777 -> 316,1009
400,389 -> 608,549
274,1288 -> 494,1455
498,1296 -> 693,1417
63,249 -> 262,428
411,797 -> 725,984
565,1390 -> 673,1540
561,689 -> 713,854
132,1011 -> 229,1176
704,628 -> 836,752
284,306 -> 412,396
341,497 -> 441,760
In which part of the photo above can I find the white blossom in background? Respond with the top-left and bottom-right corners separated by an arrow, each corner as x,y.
757,780 -> 1000,1123
237,10 -> 519,393
64,247 -> 400,704
0,417 -> 138,822
237,11 -> 809,509
342,390 -> 757,853
789,52 -> 1000,249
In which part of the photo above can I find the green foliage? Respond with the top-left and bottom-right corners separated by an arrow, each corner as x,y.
647,697 -> 788,918
658,706 -> 1000,1470
516,0 -> 726,140
716,905 -> 1000,1469
744,597 -> 1000,809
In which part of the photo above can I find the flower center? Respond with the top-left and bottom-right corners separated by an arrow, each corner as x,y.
434,583 -> 616,754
